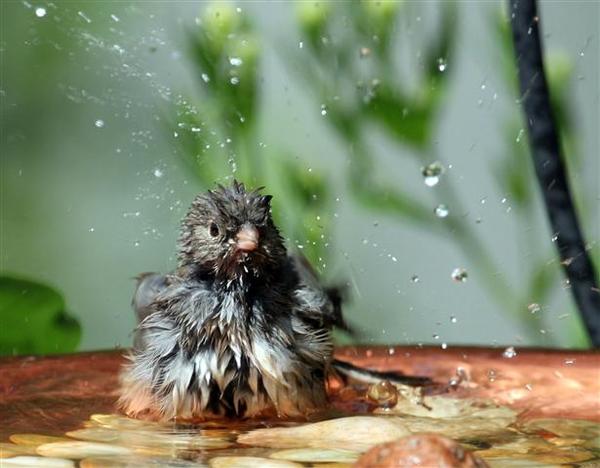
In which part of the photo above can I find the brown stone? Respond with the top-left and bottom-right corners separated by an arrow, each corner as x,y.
354,433 -> 489,468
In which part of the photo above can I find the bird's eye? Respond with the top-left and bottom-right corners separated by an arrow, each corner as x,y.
209,222 -> 220,237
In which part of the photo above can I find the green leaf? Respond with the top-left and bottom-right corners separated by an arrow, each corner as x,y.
365,84 -> 434,149
0,276 -> 81,356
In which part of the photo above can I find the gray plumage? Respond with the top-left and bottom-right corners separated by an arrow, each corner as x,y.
119,182 -> 340,420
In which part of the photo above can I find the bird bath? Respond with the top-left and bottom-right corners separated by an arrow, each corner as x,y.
1,346 -> 598,466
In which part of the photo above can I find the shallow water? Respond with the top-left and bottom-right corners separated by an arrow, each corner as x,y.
1,385 -> 598,467
1,348 -> 599,466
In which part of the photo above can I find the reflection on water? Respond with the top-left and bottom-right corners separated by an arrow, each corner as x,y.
1,386 -> 598,467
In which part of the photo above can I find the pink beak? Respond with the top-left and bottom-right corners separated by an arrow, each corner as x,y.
236,225 -> 259,252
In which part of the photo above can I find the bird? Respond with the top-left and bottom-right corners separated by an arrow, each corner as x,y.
119,181 -> 429,421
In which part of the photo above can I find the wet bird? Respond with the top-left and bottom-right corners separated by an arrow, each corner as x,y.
119,181 -> 428,421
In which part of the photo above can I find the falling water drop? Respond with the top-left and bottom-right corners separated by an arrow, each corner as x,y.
153,168 -> 163,178
229,57 -> 243,67
437,57 -> 447,72
421,162 -> 444,187
451,268 -> 468,283
35,7 -> 46,17
359,47 -> 371,58
434,204 -> 449,218
450,316 -> 457,323
502,346 -> 517,359
94,119 -> 105,128
410,275 -> 420,283
528,303 -> 541,314
320,104 -> 328,116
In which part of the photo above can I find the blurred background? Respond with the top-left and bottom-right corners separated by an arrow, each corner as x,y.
1,1 -> 598,355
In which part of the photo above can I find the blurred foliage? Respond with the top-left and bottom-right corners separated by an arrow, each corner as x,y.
171,4 -> 331,267
281,2 -> 585,344
168,1 -> 589,344
0,276 -> 81,355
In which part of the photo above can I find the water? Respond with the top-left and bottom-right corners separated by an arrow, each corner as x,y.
2,392 -> 598,467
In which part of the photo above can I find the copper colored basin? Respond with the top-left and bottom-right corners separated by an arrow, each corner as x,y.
0,346 -> 598,441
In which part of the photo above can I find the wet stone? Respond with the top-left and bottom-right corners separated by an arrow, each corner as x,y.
269,448 -> 359,463
36,441 -> 132,459
0,456 -> 75,467
9,434 -> 71,446
209,456 -> 302,468
0,443 -> 39,458
355,434 -> 489,468
80,456 -> 207,467
366,380 -> 399,408
238,416 -> 411,452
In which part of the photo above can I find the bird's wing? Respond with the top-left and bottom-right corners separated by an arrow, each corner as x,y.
132,272 -> 169,324
288,252 -> 353,333
287,252 -> 352,333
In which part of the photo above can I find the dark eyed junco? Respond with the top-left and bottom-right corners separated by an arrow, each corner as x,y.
119,181 -> 429,420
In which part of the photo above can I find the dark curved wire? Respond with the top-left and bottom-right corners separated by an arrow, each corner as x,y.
508,0 -> 600,347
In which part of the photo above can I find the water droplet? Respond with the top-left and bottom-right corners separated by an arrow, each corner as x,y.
437,57 -> 447,72
359,47 -> 371,58
502,346 -> 517,359
320,104 -> 328,116
564,358 -> 575,365
451,267 -> 468,283
432,334 -> 440,340
201,73 -> 210,83
450,316 -> 457,323
441,342 -> 448,349
487,369 -> 497,382
388,347 -> 395,355
410,275 -> 420,283
35,6 -> 46,17
230,76 -> 240,85
94,119 -> 105,128
366,380 -> 398,409
528,303 -> 541,314
298,41 -> 304,49
110,14 -> 119,22
153,168 -> 163,178
551,233 -> 559,242
434,204 -> 449,218
89,227 -> 95,233
525,383 -> 533,391
229,57 -> 243,67
516,128 -> 524,142
78,10 -> 92,23
421,162 -> 444,187
133,240 -> 140,247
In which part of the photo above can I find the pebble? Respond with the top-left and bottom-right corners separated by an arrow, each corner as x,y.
269,448 -> 359,463
67,426 -> 232,450
355,434 -> 489,467
0,456 -> 75,467
209,456 -> 301,468
0,443 -> 38,457
366,380 -> 399,408
80,456 -> 206,467
66,428 -> 120,443
10,434 -> 71,446
238,416 -> 410,452
36,441 -> 132,458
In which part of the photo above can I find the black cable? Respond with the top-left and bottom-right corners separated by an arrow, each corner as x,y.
508,0 -> 600,347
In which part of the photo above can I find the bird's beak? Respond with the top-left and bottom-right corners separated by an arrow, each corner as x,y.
236,224 -> 259,252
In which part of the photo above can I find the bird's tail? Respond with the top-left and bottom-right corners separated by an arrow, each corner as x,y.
331,358 -> 432,386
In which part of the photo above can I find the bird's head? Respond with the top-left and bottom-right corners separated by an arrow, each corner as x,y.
178,181 -> 286,282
